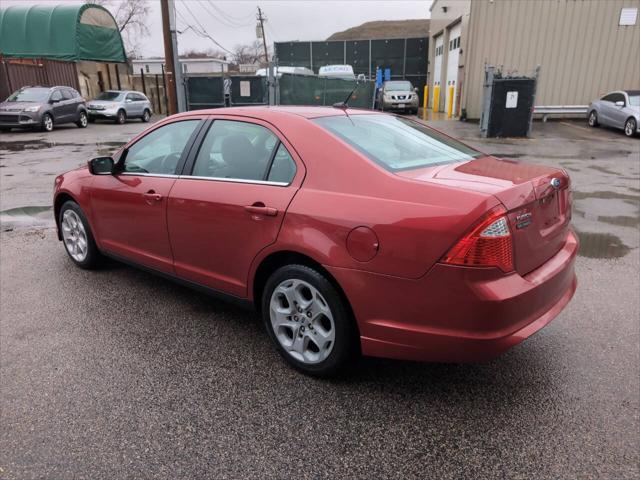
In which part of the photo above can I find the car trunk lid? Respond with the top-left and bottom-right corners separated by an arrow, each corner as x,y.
397,156 -> 571,275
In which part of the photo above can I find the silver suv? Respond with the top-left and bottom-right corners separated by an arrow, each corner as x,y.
0,86 -> 88,132
378,80 -> 419,115
87,90 -> 153,124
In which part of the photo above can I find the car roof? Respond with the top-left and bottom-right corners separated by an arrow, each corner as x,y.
172,105 -> 382,120
624,90 -> 640,96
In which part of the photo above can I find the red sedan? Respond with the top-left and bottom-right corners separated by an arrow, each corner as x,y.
53,107 -> 578,376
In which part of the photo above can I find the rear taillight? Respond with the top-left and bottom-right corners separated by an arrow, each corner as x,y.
442,206 -> 514,272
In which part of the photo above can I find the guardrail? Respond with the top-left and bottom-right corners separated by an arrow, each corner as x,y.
533,105 -> 589,121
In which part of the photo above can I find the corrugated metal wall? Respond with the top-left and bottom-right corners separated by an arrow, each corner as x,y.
0,58 -> 79,100
462,0 -> 640,119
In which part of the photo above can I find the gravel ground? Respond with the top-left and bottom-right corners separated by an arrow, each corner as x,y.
1,115 -> 639,479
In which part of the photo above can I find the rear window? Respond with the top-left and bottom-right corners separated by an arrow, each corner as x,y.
313,114 -> 481,171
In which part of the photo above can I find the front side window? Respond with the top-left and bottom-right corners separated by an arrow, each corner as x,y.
50,90 -> 63,102
61,89 -> 73,100
192,120 -> 291,182
602,93 -> 617,103
122,120 -> 200,175
314,114 -> 481,172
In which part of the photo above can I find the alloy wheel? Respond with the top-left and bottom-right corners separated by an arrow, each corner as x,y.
625,119 -> 635,137
61,209 -> 88,262
269,278 -> 335,364
588,112 -> 597,127
79,112 -> 88,127
43,115 -> 53,132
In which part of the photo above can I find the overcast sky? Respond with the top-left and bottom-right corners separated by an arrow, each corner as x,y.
2,0 -> 431,58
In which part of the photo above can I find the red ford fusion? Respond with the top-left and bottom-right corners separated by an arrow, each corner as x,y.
53,107 -> 578,376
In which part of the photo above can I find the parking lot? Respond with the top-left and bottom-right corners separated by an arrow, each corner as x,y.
1,117 -> 638,479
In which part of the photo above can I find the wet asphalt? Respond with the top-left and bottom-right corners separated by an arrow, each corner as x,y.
1,115 -> 639,479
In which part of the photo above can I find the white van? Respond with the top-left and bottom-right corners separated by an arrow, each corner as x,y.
318,65 -> 356,80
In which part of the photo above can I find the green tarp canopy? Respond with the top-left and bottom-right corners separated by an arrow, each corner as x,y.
0,4 -> 126,62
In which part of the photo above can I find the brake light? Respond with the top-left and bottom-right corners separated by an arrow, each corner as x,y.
442,206 -> 514,272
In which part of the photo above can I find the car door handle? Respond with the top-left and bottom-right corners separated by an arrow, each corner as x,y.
245,203 -> 278,216
143,191 -> 162,202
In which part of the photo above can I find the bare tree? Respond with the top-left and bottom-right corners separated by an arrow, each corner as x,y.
86,0 -> 150,57
232,40 -> 271,66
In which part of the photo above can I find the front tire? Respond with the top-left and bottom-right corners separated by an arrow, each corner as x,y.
624,118 -> 637,137
76,111 -> 88,128
59,201 -> 102,269
588,110 -> 598,127
115,109 -> 126,125
262,264 -> 357,377
41,113 -> 54,132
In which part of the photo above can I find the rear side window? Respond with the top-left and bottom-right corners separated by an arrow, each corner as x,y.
192,120 -> 291,182
267,144 -> 296,183
314,114 -> 481,172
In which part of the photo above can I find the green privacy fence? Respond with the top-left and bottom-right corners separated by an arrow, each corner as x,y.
186,73 -> 376,111
278,74 -> 375,108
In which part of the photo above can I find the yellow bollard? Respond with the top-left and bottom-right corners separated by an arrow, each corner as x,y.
447,85 -> 454,118
422,85 -> 428,120
433,85 -> 440,113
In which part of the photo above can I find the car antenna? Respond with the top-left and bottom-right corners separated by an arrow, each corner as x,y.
333,76 -> 363,110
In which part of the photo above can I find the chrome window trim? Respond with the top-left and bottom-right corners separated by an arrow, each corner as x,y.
119,172 -> 180,178
178,175 -> 290,187
117,172 -> 290,186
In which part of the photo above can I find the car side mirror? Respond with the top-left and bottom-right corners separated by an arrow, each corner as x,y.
88,156 -> 114,175
414,87 -> 419,93
615,101 -> 625,107
356,73 -> 366,83
126,98 -> 133,103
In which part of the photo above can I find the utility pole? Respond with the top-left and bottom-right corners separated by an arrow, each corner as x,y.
160,0 -> 186,114
257,6 -> 269,64
160,0 -> 177,115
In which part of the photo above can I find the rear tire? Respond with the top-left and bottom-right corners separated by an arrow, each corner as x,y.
624,118 -> 637,137
588,110 -> 598,127
41,113 -> 54,132
141,109 -> 151,122
115,109 -> 126,125
261,264 -> 357,377
76,111 -> 88,128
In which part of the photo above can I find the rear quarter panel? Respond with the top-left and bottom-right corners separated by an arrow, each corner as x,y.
251,118 -> 499,280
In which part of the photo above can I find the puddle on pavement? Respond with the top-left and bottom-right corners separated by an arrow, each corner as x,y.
0,139 -> 125,153
588,165 -> 621,176
573,190 -> 640,203
576,231 -> 631,259
0,205 -> 53,230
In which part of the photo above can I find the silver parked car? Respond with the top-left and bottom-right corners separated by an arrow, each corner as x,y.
377,80 -> 420,115
588,90 -> 639,137
0,86 -> 88,132
87,90 -> 152,124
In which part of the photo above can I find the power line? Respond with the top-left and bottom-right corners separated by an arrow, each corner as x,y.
178,2 -> 234,55
196,0 -> 254,28
204,2 -> 255,24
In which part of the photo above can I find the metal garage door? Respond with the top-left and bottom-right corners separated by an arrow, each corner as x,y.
433,34 -> 443,108
445,23 -> 461,115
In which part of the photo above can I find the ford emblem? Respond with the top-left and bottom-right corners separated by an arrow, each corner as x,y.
550,178 -> 561,189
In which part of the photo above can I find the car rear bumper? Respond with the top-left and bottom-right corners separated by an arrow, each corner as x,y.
327,229 -> 579,363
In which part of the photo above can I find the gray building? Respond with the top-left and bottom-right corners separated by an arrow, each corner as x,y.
428,0 -> 640,119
